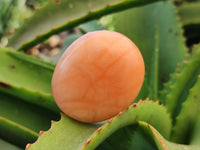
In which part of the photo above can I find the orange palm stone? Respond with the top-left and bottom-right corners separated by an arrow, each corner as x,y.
52,30 -> 145,123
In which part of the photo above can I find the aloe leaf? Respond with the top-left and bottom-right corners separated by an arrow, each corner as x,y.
0,92 -> 56,133
177,2 -> 200,46
161,44 -> 200,123
0,117 -> 37,148
0,91 -> 59,148
0,47 -> 60,147
137,121 -> 200,150
135,77 -> 149,102
170,75 -> 200,143
82,100 -> 171,150
7,49 -> 55,70
25,0 -> 48,9
97,121 -> 200,150
190,115 -> 200,145
79,20 -> 106,33
8,0 -> 162,51
0,46 -> 59,112
149,24 -> 159,100
26,100 -> 172,150
112,0 -> 187,90
26,114 -> 100,150
177,2 -> 200,26
96,125 -> 157,150
0,138 -> 22,150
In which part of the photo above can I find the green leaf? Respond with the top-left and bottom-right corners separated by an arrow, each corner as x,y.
161,44 -> 200,123
27,100 -> 172,150
0,46 -> 59,112
0,92 -> 59,148
137,121 -> 200,150
26,114 -> 100,150
0,47 -> 60,147
7,49 -> 55,70
177,2 -> 200,46
171,75 -> 200,143
190,115 -> 200,145
177,2 -> 200,26
0,138 -> 22,150
97,121 -> 200,150
0,117 -> 37,148
82,100 -> 171,150
112,0 -> 187,90
0,0 -> 17,40
95,122 -> 158,150
25,0 -> 48,9
8,0 -> 162,51
135,77 -> 149,102
79,20 -> 106,33
149,24 -> 159,100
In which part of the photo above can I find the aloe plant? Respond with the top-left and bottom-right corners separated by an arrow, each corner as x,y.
0,0 -> 200,149
0,0 -> 16,40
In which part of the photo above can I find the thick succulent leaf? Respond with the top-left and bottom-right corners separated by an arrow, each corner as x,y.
82,100 -> 171,150
0,0 -> 17,39
148,24 -> 159,100
97,121 -> 200,150
0,91 -> 59,148
170,75 -> 200,144
0,117 -> 37,148
0,92 -> 55,133
0,46 -> 59,112
8,0 -> 162,51
25,0 -> 48,9
135,77 -> 149,102
177,2 -> 200,46
0,48 -> 60,147
79,20 -> 106,33
7,49 -> 55,70
27,100 -> 172,150
160,44 -> 200,123
138,121 -> 200,150
0,138 -> 22,150
190,115 -> 200,145
112,0 -> 187,89
177,2 -> 200,25
96,125 -> 157,150
26,114 -> 100,150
